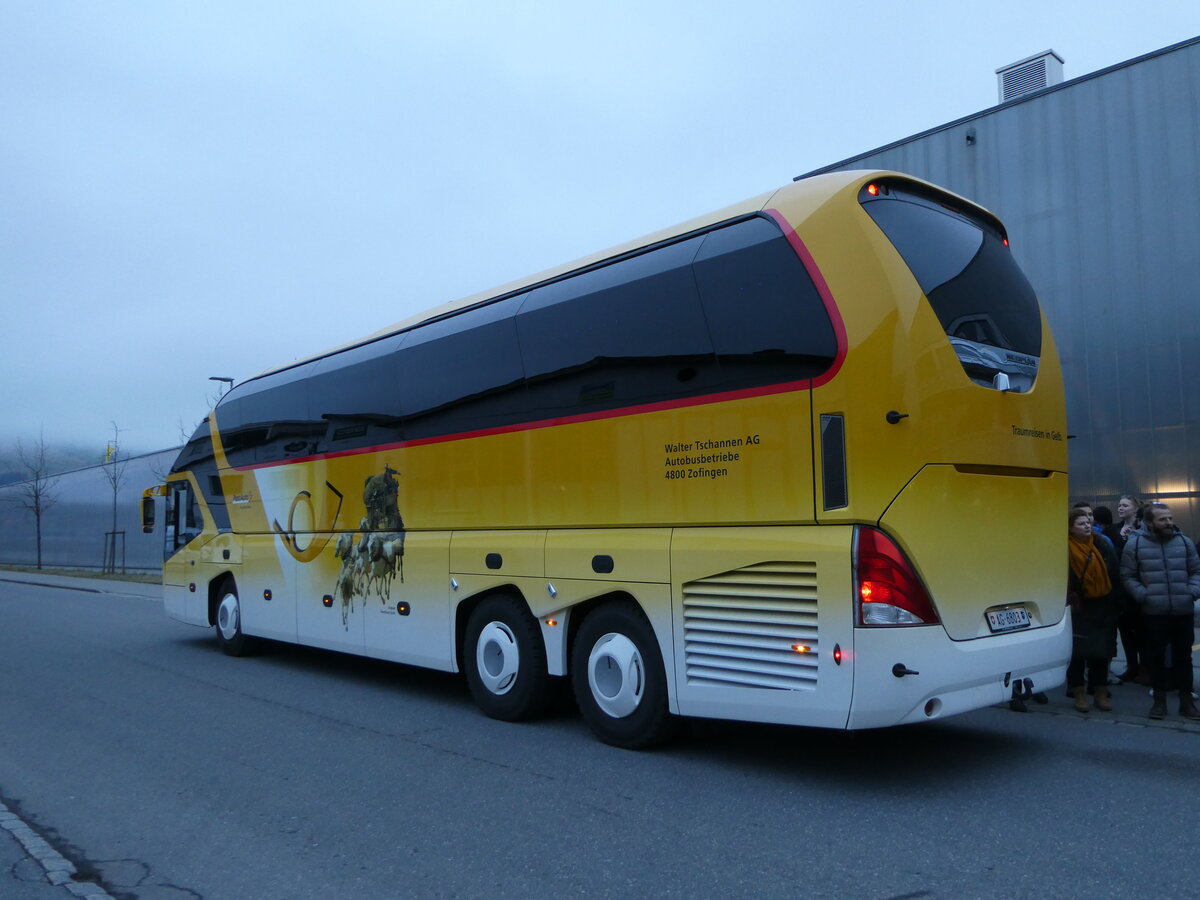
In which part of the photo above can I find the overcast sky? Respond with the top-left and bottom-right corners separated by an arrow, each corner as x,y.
4,2 -> 1199,455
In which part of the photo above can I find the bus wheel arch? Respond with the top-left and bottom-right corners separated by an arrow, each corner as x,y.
211,575 -> 253,657
461,589 -> 551,722
570,595 -> 679,749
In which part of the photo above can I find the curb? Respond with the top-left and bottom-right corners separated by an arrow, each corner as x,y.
0,800 -> 115,899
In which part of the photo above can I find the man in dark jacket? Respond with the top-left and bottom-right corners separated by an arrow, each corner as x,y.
1119,502 -> 1200,720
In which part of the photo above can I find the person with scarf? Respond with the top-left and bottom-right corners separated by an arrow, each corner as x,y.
1067,510 -> 1120,712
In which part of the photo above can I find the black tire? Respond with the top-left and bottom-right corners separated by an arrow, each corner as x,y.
464,593 -> 551,722
571,600 -> 678,749
214,579 -> 252,657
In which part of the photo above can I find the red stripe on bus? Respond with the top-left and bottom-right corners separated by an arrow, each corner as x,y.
233,378 -> 813,471
762,208 -> 848,388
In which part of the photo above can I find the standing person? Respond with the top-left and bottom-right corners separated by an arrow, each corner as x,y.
1105,495 -> 1147,683
1067,510 -> 1120,712
1071,502 -> 1115,553
1120,502 -> 1200,720
1110,495 -> 1143,546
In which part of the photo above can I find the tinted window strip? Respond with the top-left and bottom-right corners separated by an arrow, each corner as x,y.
227,378 -> 814,472
209,211 -> 845,471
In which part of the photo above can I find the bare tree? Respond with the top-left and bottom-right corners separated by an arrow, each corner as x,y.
147,417 -> 196,483
13,431 -> 60,570
102,422 -> 130,573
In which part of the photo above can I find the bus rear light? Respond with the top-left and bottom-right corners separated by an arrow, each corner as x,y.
854,526 -> 940,626
866,183 -> 880,196
791,643 -> 811,653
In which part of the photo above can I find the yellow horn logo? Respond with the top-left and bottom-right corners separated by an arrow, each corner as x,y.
273,481 -> 344,562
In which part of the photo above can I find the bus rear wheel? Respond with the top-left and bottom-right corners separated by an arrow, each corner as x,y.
464,593 -> 550,722
214,580 -> 252,657
571,600 -> 677,749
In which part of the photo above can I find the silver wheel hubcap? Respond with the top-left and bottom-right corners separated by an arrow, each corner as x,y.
217,593 -> 240,641
476,621 -> 519,695
587,633 -> 644,719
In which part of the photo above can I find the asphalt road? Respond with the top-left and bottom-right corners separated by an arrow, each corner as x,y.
3,575 -> 1199,899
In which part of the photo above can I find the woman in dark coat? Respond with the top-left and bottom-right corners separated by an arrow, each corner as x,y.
1067,509 -> 1121,712
1104,495 -> 1146,683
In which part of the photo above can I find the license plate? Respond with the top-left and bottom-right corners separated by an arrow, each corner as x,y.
986,606 -> 1031,633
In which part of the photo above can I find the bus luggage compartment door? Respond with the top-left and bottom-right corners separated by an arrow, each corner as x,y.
670,526 -> 855,730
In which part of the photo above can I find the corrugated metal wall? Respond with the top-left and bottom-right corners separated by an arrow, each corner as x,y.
809,36 -> 1200,536
0,449 -> 179,572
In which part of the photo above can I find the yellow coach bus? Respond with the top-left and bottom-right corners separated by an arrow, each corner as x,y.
144,170 -> 1070,747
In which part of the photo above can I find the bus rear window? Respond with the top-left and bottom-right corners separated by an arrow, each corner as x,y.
861,182 -> 1042,392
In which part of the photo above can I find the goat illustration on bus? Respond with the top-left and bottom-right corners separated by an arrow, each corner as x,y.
144,169 -> 1070,748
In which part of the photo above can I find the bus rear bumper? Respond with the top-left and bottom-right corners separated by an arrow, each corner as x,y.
846,612 -> 1071,729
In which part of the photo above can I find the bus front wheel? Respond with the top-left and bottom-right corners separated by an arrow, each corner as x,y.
464,593 -> 550,722
215,580 -> 252,657
571,601 -> 677,749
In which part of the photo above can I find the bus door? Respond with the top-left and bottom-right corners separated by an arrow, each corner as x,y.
161,478 -> 209,622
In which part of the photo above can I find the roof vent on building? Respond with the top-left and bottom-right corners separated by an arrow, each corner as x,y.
996,50 -> 1064,103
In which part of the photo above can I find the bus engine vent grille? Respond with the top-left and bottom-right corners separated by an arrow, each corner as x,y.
682,561 -> 818,691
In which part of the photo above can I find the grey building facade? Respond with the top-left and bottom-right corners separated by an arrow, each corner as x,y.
0,448 -> 179,573
807,36 -> 1200,535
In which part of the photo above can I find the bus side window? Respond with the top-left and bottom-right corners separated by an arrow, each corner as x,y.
693,217 -> 837,390
395,296 -> 528,441
515,235 -> 720,417
216,362 -> 321,467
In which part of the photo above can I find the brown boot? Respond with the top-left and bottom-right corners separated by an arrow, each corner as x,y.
1071,686 -> 1090,713
1093,685 -> 1113,712
1149,692 -> 1167,719
1180,693 -> 1200,720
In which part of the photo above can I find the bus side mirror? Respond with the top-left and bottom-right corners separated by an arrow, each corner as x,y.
142,496 -> 156,533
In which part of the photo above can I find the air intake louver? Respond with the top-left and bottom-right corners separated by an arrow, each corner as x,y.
1001,59 -> 1046,99
995,50 -> 1064,103
682,561 -> 819,691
